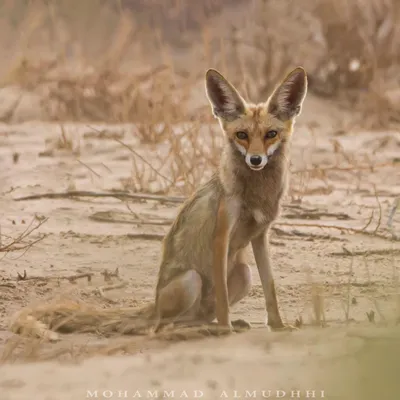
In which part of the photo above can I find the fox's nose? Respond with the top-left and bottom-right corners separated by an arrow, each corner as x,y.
250,155 -> 262,166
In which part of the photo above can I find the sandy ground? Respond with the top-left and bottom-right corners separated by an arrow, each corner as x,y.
0,94 -> 399,399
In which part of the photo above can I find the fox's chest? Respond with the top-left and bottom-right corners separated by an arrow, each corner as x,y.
224,168 -> 286,253
228,203 -> 277,254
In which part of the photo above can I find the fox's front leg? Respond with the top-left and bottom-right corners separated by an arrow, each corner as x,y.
251,231 -> 285,330
212,198 -> 232,332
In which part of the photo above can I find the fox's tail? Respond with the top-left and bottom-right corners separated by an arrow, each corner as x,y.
9,300 -> 157,342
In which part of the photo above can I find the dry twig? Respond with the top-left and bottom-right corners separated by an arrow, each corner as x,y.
0,216 -> 48,254
101,268 -> 120,282
14,191 -> 185,204
16,271 -> 93,283
92,282 -> 128,304
330,248 -> 400,257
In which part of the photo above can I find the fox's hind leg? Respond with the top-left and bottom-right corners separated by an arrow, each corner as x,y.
228,249 -> 252,306
155,270 -> 203,327
154,250 -> 252,332
201,249 -> 252,329
226,253 -> 253,330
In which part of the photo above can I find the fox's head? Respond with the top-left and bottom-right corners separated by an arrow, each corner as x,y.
205,67 -> 307,171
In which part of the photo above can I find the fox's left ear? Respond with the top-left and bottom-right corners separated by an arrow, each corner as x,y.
267,67 -> 307,121
205,69 -> 246,121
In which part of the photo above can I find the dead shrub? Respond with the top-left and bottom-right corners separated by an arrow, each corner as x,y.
0,0 -> 198,126
225,0 -> 314,102
121,122 -> 222,195
313,0 -> 400,91
0,0 -> 224,197
1,51 -> 190,125
2,0 -> 399,197
311,0 -> 400,129
227,0 -> 400,130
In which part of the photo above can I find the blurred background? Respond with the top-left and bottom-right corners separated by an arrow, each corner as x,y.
1,0 -> 399,123
1,0 -> 399,195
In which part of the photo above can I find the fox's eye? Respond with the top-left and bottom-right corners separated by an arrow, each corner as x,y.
265,130 -> 278,139
236,131 -> 248,140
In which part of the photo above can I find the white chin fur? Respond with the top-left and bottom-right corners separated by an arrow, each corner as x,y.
249,165 -> 265,171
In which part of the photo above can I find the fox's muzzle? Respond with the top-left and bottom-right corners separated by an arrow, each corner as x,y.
245,153 -> 268,171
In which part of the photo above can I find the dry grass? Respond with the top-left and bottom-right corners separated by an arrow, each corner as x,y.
116,122 -> 222,195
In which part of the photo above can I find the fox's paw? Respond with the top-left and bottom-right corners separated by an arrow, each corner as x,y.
268,322 -> 298,332
232,319 -> 252,332
273,324 -> 298,332
208,322 -> 234,336
211,319 -> 251,336
266,315 -> 298,332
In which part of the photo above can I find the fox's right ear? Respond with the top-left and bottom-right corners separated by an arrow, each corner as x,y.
267,67 -> 307,121
205,69 -> 246,121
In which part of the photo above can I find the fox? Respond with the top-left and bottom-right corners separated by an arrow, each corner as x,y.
10,66 -> 307,339
151,66 -> 307,332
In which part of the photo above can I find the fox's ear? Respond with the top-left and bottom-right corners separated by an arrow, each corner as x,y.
268,67 -> 307,121
205,69 -> 246,121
